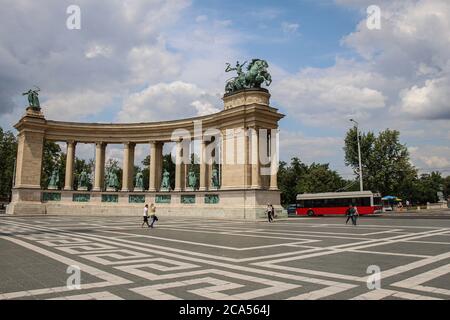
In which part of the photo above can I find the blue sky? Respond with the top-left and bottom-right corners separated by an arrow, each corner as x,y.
1,0 -> 449,177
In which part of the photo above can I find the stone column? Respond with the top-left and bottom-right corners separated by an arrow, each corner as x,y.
128,143 -> 135,190
269,132 -> 278,190
149,141 -> 157,191
93,142 -> 106,191
175,140 -> 183,191
14,130 -> 45,189
121,142 -> 135,192
64,141 -> 76,190
199,140 -> 207,191
251,128 -> 261,189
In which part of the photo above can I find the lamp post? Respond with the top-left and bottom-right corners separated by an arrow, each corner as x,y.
350,119 -> 363,191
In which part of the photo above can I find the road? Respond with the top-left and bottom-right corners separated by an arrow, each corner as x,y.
1,215 -> 450,300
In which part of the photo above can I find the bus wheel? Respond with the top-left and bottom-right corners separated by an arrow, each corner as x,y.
307,210 -> 315,217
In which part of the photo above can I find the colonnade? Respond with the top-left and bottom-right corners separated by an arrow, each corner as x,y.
58,128 -> 278,192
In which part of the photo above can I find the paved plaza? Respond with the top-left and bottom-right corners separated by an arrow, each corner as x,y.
1,215 -> 450,300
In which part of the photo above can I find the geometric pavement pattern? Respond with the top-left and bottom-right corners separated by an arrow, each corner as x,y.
1,215 -> 450,300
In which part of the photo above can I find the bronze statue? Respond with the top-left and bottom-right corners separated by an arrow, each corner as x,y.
187,169 -> 197,189
161,169 -> 170,190
225,59 -> 272,94
22,86 -> 41,109
135,171 -> 144,189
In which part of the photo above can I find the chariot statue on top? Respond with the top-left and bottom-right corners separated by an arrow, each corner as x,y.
225,59 -> 272,94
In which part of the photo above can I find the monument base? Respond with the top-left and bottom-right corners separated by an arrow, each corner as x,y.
7,188 -> 285,220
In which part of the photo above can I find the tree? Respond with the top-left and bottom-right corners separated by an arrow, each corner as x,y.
410,172 -> 444,204
296,163 -> 347,194
0,128 -> 17,199
277,157 -> 307,205
277,157 -> 348,206
41,141 -> 64,189
344,128 -> 417,199
444,176 -> 450,199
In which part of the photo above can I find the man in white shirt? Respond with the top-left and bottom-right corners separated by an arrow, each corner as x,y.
142,204 -> 150,228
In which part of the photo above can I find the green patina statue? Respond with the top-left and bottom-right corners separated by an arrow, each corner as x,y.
187,169 -> 197,189
161,169 -> 171,190
48,168 -> 59,189
22,86 -> 41,109
225,59 -> 272,94
78,171 -> 89,189
211,167 -> 220,188
106,170 -> 119,190
135,171 -> 144,189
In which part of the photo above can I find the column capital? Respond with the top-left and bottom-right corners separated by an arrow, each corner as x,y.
123,141 -> 136,148
95,141 -> 105,147
66,140 -> 77,146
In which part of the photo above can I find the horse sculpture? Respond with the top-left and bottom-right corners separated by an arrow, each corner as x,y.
225,59 -> 272,94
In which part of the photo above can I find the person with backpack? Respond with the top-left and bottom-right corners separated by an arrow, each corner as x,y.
345,204 -> 358,226
149,203 -> 158,228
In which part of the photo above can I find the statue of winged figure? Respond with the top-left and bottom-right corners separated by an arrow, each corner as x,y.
22,86 -> 41,109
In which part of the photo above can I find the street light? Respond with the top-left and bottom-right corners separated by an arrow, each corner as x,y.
350,119 -> 363,191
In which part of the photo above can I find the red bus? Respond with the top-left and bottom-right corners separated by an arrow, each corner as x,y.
296,191 -> 382,216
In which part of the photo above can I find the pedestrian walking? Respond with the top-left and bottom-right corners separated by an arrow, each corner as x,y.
345,204 -> 358,226
266,203 -> 274,223
352,205 -> 359,225
149,203 -> 158,228
142,204 -> 150,228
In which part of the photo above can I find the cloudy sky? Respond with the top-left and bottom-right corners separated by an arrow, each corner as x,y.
1,0 -> 449,178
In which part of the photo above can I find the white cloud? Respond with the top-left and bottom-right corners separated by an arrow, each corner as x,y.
85,44 -> 113,59
281,22 -> 299,34
398,77 -> 450,119
409,145 -> 450,170
126,40 -> 182,86
195,15 -> 208,22
44,90 -> 114,121
272,60 -> 386,126
279,130 -> 343,164
117,81 -> 220,122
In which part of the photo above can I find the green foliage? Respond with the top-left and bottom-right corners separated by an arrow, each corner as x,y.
297,163 -> 347,194
344,128 -> 417,199
0,128 -> 17,199
409,172 -> 444,204
41,141 -> 65,189
278,157 -> 349,206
